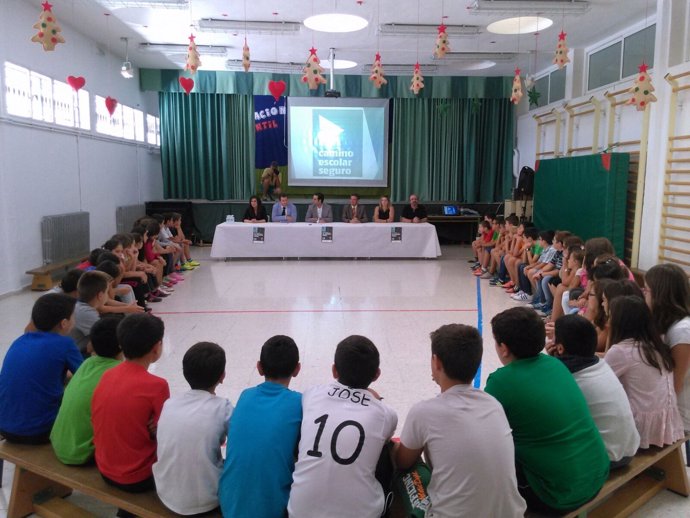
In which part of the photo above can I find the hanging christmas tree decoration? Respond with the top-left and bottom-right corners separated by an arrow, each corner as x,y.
369,52 -> 387,88
510,68 -> 523,105
553,30 -> 570,69
31,2 -> 65,51
626,62 -> 657,111
301,47 -> 327,90
105,96 -> 118,117
434,23 -> 450,59
185,34 -> 201,75
527,86 -> 541,108
242,38 -> 251,72
410,62 -> 424,95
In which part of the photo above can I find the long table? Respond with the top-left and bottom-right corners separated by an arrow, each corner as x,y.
210,222 -> 442,259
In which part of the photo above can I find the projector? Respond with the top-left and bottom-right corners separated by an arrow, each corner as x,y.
325,89 -> 341,98
121,61 -> 134,79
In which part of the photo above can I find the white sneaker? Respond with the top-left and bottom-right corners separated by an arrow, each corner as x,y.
511,291 -> 532,302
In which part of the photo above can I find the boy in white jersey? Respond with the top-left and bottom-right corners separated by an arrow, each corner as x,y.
288,335 -> 398,518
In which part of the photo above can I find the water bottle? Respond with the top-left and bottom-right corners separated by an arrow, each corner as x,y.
226,215 -> 235,223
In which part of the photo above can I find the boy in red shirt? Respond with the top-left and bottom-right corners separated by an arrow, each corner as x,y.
91,313 -> 170,492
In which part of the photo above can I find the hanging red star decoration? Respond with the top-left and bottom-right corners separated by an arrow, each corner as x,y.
638,62 -> 649,73
188,33 -> 195,42
558,30 -> 566,41
309,47 -> 318,56
553,30 -> 570,69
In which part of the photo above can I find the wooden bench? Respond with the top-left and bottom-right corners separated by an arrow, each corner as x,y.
561,438 -> 689,517
0,440 -> 222,518
25,258 -> 85,291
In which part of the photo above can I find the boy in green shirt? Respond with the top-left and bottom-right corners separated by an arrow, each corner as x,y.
51,317 -> 122,464
485,307 -> 609,514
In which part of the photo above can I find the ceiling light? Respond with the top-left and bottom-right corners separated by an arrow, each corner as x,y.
303,14 -> 368,33
487,17 -> 553,35
378,24 -> 481,37
321,59 -> 358,70
225,60 -> 304,73
139,43 -> 229,55
469,0 -> 589,15
440,51 -> 517,62
457,60 -> 496,71
198,18 -> 301,35
98,0 -> 188,8
120,37 -> 134,79
361,64 -> 438,75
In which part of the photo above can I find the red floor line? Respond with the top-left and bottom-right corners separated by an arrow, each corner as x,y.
154,308 -> 478,315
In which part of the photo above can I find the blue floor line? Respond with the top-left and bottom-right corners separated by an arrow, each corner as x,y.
474,277 -> 483,388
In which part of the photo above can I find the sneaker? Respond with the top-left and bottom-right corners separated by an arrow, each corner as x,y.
147,296 -> 162,303
480,272 -> 493,279
473,268 -> 486,276
502,281 -> 515,289
531,302 -> 545,310
188,260 -> 200,267
170,272 -> 184,279
489,278 -> 500,286
468,258 -> 478,264
159,286 -> 174,294
181,263 -> 195,271
511,291 -> 532,302
470,262 -> 480,269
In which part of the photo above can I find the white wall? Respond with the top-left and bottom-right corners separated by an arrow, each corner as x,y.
0,0 -> 163,295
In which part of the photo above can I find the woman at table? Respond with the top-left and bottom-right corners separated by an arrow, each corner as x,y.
243,196 -> 267,223
373,195 -> 395,223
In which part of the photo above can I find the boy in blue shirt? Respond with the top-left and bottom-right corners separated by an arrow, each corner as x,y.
0,294 -> 83,443
219,335 -> 302,518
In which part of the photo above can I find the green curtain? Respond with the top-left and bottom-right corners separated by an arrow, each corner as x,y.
159,92 -> 254,200
391,98 -> 514,203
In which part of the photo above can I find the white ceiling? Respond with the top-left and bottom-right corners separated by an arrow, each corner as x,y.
35,0 -> 653,77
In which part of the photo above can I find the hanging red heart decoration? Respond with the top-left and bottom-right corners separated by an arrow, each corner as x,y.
105,96 -> 118,116
179,77 -> 195,95
67,76 -> 86,91
268,80 -> 286,102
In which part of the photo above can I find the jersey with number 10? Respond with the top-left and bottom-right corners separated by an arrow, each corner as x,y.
288,382 -> 398,518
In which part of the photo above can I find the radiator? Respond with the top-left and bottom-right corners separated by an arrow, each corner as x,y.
116,204 -> 145,234
41,212 -> 91,265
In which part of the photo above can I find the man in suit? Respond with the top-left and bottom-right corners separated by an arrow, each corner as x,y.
342,194 -> 368,224
271,194 -> 297,223
305,193 -> 333,223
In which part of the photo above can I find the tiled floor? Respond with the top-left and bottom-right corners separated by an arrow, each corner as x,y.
0,245 -> 688,517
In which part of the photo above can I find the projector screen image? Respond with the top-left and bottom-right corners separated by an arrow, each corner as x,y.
288,97 -> 389,187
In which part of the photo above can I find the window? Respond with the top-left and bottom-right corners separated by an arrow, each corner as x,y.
528,68 -> 566,111
133,109 -> 145,142
146,114 -> 160,146
587,24 -> 655,91
3,61 -> 90,129
588,42 -> 622,91
622,25 -> 655,78
549,68 -> 566,103
122,105 -> 135,140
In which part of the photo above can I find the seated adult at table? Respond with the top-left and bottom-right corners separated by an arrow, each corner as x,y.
305,193 -> 333,223
373,195 -> 395,223
342,194 -> 368,223
272,194 -> 297,223
261,161 -> 282,201
401,194 -> 428,223
243,196 -> 268,223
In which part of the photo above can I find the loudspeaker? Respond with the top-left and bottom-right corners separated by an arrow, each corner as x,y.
516,166 -> 535,198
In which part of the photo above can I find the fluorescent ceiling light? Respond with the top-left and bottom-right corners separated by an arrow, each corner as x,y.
378,24 -> 481,37
469,1 -> 589,15
139,43 -> 229,55
226,60 -> 304,73
98,0 -> 188,8
321,59 -> 358,70
487,17 -> 553,35
198,18 -> 301,34
457,60 -> 496,71
361,64 -> 438,75
304,14 -> 368,33
441,52 -> 517,62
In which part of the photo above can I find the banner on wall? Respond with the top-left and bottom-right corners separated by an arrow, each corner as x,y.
254,95 -> 287,169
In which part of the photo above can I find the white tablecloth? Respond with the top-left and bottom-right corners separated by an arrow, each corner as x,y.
210,222 -> 442,259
